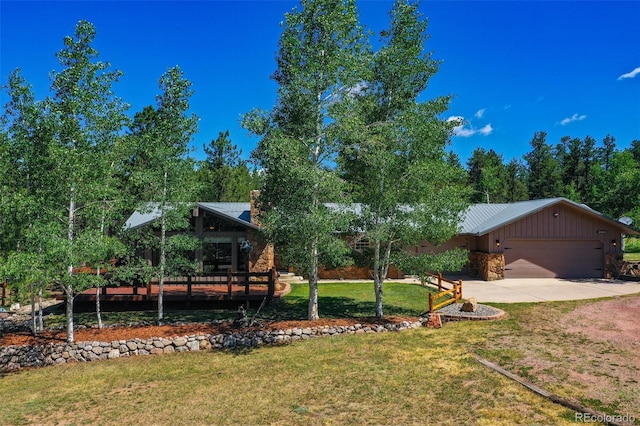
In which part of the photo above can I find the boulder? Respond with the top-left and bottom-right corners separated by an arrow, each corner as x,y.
461,297 -> 478,313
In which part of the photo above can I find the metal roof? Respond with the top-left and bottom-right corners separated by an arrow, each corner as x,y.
197,202 -> 258,230
124,198 -> 639,236
124,202 -> 258,231
459,197 -> 639,236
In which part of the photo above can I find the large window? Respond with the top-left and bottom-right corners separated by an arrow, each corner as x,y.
202,237 -> 233,272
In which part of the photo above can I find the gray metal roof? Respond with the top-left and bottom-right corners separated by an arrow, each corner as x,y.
197,202 -> 258,230
124,203 -> 165,230
125,198 -> 639,236
459,197 -> 639,236
124,202 -> 258,231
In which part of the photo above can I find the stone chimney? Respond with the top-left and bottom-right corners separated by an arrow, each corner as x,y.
250,190 -> 262,226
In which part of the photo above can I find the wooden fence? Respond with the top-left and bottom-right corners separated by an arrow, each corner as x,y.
425,272 -> 463,313
142,268 -> 278,302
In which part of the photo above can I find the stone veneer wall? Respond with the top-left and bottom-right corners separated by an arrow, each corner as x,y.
317,265 -> 404,280
248,191 -> 274,273
467,252 -> 505,281
1,320 -> 425,372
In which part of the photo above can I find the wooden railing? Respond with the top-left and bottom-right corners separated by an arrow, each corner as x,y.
143,268 -> 278,302
425,272 -> 463,313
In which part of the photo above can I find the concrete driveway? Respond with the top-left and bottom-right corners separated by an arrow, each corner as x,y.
459,278 -> 640,303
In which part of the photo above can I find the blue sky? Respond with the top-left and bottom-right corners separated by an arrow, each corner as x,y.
1,1 -> 639,166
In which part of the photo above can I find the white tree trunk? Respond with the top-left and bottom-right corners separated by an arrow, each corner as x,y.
308,239 -> 320,320
38,282 -> 43,332
66,186 -> 76,343
158,170 -> 168,324
96,268 -> 102,329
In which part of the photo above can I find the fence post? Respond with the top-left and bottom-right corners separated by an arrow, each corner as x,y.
438,273 -> 442,292
457,280 -> 463,301
187,275 -> 192,304
268,268 -> 276,301
429,293 -> 434,313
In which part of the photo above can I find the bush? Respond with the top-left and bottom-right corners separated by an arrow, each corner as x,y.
625,237 -> 640,253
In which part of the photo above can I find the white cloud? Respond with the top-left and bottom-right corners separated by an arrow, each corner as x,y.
478,124 -> 493,136
617,67 -> 640,80
474,108 -> 486,119
559,113 -> 587,126
448,116 -> 493,137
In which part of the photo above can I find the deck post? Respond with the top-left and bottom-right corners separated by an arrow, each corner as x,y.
227,270 -> 233,300
268,268 -> 276,301
187,275 -> 192,304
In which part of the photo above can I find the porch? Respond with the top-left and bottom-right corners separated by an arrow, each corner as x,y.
70,269 -> 287,309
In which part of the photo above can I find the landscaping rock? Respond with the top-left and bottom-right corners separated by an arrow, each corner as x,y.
461,297 -> 478,312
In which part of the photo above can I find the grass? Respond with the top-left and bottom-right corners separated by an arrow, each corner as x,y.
624,252 -> 640,261
1,318 -> 578,425
2,282 -> 639,425
44,282 -> 435,327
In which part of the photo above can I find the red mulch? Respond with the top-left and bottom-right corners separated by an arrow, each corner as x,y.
0,316 -> 418,347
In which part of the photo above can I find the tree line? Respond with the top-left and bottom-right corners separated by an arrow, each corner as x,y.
464,132 -> 640,224
0,21 -> 256,340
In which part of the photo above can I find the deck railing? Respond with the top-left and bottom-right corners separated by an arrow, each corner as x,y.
425,272 -> 463,313
145,268 -> 278,302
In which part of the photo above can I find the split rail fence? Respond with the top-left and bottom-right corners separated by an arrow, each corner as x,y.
425,272 -> 463,313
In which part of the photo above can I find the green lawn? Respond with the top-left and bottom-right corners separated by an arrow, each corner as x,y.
3,282 -> 638,425
45,281 -> 435,328
624,252 -> 640,261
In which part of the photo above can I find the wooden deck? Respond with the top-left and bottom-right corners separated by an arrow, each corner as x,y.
69,270 -> 286,309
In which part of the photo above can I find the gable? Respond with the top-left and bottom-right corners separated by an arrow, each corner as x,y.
460,198 -> 638,237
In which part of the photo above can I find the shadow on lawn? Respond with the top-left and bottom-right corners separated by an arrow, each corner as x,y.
262,295 -> 421,321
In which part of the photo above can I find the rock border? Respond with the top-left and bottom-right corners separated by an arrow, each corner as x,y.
1,319 -> 427,371
436,302 -> 507,322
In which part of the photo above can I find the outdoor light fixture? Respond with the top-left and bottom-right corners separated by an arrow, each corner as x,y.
553,212 -> 559,218
495,239 -> 500,247
612,239 -> 617,246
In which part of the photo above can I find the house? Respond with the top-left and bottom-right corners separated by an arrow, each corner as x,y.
417,198 -> 639,280
124,196 -> 638,281
124,194 -> 275,275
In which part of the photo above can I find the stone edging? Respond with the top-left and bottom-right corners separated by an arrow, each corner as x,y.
439,309 -> 507,322
1,319 -> 426,372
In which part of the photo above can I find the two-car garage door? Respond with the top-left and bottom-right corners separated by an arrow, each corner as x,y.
504,240 -> 604,279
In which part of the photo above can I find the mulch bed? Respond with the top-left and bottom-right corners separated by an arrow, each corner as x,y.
0,316 -> 419,347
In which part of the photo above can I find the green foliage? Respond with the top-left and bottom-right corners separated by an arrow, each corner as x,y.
523,131 -> 563,199
195,130 -> 259,201
393,248 -> 468,277
245,0 -> 368,319
625,237 -> 640,254
122,66 -> 199,322
337,0 -> 469,317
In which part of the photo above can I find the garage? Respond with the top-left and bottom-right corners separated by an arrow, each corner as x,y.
431,198 -> 637,280
504,239 -> 604,279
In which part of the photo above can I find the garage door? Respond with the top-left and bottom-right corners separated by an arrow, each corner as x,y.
504,240 -> 603,279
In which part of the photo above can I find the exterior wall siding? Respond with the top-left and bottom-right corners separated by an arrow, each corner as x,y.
484,204 -> 623,256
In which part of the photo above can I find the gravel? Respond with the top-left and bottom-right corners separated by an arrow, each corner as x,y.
436,303 -> 505,320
